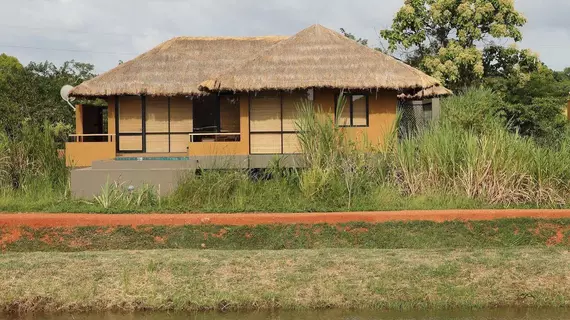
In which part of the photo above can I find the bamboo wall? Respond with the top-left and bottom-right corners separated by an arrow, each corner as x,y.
169,97 -> 193,152
249,91 -> 304,154
314,88 -> 397,146
249,89 -> 396,155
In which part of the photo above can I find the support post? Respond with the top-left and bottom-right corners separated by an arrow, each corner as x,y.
75,104 -> 84,140
431,97 -> 441,123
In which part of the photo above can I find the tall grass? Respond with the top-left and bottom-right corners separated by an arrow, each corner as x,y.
0,121 -> 69,205
395,88 -> 570,205
0,122 -> 68,188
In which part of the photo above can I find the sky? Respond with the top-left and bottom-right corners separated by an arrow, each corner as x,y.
1,0 -> 569,73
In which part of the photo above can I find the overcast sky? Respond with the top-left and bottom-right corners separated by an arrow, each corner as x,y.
1,0 -> 569,73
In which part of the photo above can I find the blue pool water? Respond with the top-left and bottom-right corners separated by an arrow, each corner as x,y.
115,157 -> 190,161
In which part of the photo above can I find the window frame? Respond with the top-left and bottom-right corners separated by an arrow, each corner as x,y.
335,93 -> 369,128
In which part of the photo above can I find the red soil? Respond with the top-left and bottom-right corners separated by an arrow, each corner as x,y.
1,209 -> 570,228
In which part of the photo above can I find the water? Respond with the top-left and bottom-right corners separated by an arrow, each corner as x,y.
4,308 -> 569,320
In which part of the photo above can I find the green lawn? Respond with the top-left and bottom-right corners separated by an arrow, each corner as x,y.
1,248 -> 569,314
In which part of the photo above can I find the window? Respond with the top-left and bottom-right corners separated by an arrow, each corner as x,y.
336,94 -> 369,127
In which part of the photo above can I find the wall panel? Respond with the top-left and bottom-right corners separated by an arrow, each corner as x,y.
146,97 -> 169,133
250,133 -> 281,154
119,96 -> 142,133
146,134 -> 169,153
283,133 -> 301,154
282,91 -> 305,131
119,135 -> 142,151
170,97 -> 193,132
250,94 -> 281,132
170,134 -> 189,153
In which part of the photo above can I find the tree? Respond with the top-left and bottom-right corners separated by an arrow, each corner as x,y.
0,54 -> 97,136
486,66 -> 570,144
340,28 -> 385,52
381,0 -> 527,89
340,28 -> 369,46
0,53 -> 24,84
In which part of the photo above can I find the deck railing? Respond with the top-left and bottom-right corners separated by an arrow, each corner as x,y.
69,134 -> 115,143
188,132 -> 240,143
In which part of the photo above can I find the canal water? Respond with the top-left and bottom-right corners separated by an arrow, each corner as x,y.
4,308 -> 569,320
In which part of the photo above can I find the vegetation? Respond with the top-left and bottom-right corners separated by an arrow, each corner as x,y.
2,248 -> 570,313
2,219 -> 570,252
373,0 -> 569,145
2,88 -> 570,213
0,122 -> 68,191
0,54 -> 96,137
380,0 -> 528,89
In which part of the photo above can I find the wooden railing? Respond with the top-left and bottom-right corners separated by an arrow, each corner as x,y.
69,134 -> 115,143
189,132 -> 240,143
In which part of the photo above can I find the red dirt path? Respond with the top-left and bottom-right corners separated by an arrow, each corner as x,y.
2,209 -> 570,227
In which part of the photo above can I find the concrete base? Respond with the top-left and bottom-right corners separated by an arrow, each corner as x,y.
71,167 -> 191,198
72,154 -> 306,198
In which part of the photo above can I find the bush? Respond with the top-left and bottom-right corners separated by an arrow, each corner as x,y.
440,86 -> 505,133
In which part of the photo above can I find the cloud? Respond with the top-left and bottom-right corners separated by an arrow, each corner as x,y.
0,0 -> 567,73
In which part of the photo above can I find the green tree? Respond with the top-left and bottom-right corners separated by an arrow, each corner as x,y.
0,54 -> 96,137
340,28 -> 369,46
340,28 -> 385,52
381,0 -> 527,89
486,66 -> 570,144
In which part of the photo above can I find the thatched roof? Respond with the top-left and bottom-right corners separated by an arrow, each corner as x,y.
200,24 -> 441,92
71,36 -> 287,97
398,85 -> 453,100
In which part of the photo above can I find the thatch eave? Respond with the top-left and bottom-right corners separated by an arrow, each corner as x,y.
397,85 -> 453,100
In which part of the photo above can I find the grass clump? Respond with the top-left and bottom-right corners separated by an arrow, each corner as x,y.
0,121 -> 69,210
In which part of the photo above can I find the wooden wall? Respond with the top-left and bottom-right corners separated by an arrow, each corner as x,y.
249,89 -> 397,155
109,96 -> 193,153
118,96 -> 142,133
314,88 -> 397,147
169,97 -> 192,152
249,91 -> 305,155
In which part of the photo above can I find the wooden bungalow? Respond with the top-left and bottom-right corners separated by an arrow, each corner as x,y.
68,24 -> 447,168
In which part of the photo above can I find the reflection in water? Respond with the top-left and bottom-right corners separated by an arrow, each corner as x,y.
4,308 -> 569,320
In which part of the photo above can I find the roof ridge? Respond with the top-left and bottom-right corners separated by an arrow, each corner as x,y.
199,24 -> 441,92
167,35 -> 289,41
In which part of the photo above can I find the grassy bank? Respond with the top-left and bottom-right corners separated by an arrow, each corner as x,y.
2,219 -> 570,252
1,248 -> 570,314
